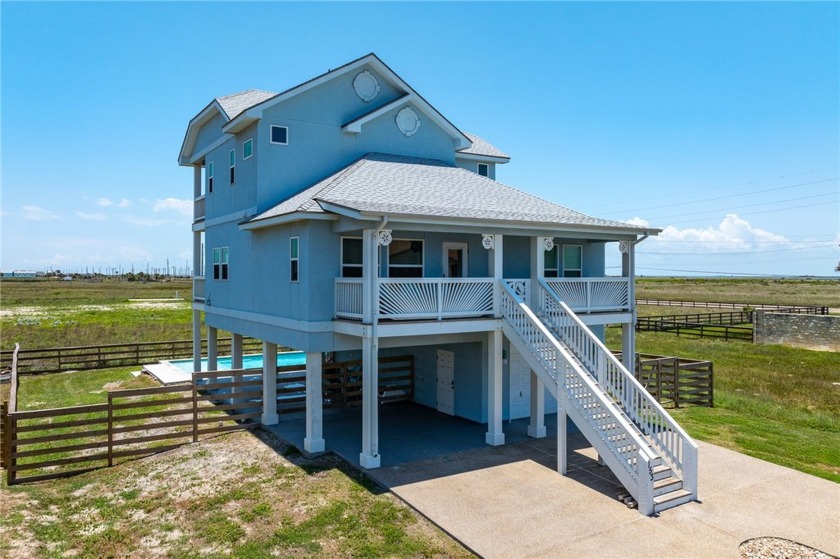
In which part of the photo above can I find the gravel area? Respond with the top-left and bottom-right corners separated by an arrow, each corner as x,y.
740,537 -> 835,559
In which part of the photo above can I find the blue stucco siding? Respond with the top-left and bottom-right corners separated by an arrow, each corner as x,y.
387,231 -> 489,278
203,125 -> 260,219
192,111 -> 227,160
503,236 -> 531,279
255,66 -> 458,212
454,158 -> 496,180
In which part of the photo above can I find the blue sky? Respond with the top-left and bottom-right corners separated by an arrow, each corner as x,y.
2,1 -> 838,276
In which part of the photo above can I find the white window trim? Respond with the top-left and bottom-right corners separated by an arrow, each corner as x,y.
441,242 -> 469,278
562,244 -> 583,277
544,244 -> 559,278
243,138 -> 253,160
341,236 -> 363,277
270,125 -> 289,145
477,163 -> 489,177
387,238 -> 424,277
290,236 -> 299,282
229,148 -> 236,184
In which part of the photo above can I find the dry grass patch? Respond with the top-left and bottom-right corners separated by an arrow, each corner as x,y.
1,429 -> 474,559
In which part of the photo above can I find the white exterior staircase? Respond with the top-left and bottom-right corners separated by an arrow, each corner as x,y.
499,280 -> 698,515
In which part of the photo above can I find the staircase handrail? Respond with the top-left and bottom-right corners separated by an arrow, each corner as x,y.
500,281 -> 658,506
538,279 -> 698,497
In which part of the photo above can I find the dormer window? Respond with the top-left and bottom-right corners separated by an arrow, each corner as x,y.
270,125 -> 288,145
477,163 -> 489,177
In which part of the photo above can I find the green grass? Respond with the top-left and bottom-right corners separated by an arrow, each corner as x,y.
1,277 -> 192,306
636,277 -> 840,308
608,329 -> 840,482
15,367 -> 159,411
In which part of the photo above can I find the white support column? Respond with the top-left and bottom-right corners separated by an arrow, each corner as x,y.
557,400 -> 567,474
486,329 -> 505,446
621,240 -> 636,375
193,165 -> 202,199
207,327 -> 218,372
304,352 -> 325,454
362,229 -> 378,324
527,371 -> 546,438
360,336 -> 380,468
230,334 -> 243,405
192,309 -> 202,373
530,236 -> 549,308
261,342 -> 279,425
486,234 -> 504,315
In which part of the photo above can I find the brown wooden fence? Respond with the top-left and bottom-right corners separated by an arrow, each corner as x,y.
1,354 -> 414,485
0,337 -> 264,375
635,316 -> 753,341
614,351 -> 713,408
637,299 -> 828,315
2,370 -> 262,485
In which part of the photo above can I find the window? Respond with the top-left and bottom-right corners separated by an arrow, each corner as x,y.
563,245 -> 582,278
290,237 -> 299,282
207,162 -> 214,193
229,149 -> 236,184
341,237 -> 363,277
213,247 -> 229,280
477,163 -> 489,177
388,239 -> 423,278
270,125 -> 288,145
544,245 -> 559,278
243,138 -> 253,159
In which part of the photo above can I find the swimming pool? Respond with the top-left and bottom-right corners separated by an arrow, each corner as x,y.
165,351 -> 306,373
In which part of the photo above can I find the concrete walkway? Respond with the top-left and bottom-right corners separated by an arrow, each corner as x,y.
370,438 -> 840,559
267,404 -> 838,558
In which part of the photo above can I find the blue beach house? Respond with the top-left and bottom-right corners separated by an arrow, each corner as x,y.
178,53 -> 697,514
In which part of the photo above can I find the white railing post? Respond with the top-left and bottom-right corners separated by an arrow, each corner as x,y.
437,279 -> 443,321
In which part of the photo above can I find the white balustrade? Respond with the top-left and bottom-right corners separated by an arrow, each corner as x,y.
543,277 -> 630,313
500,281 -> 657,511
335,278 -> 363,319
379,278 -> 494,320
537,279 -> 698,499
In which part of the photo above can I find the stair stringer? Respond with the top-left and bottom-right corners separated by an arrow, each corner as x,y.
502,321 -> 656,514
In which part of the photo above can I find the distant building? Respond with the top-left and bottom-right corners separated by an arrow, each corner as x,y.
1,270 -> 37,278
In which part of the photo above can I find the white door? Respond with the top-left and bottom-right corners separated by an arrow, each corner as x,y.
442,242 -> 469,278
436,349 -> 455,416
508,346 -> 530,420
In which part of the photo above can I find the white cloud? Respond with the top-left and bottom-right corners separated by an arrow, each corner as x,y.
22,205 -> 62,221
641,214 -> 790,253
74,211 -> 106,221
97,197 -> 131,208
153,197 -> 192,218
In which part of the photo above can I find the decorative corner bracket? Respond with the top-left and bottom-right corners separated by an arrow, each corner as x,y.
482,234 -> 495,250
543,237 -> 555,252
378,230 -> 393,247
619,240 -> 630,254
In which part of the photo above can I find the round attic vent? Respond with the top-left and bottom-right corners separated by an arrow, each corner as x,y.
396,107 -> 420,137
353,71 -> 380,102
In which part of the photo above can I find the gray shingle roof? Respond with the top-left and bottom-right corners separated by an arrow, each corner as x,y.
216,90 -> 277,120
248,153 -> 648,233
458,132 -> 510,159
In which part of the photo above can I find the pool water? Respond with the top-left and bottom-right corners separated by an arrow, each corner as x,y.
166,351 -> 306,373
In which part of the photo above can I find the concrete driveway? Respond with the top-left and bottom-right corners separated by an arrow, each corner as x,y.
368,435 -> 840,559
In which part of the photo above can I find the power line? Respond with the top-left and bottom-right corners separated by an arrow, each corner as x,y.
639,191 -> 837,222
599,177 -> 839,217
637,242 -> 836,256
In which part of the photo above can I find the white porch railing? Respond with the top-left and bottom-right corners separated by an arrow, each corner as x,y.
499,281 -> 658,513
194,195 -> 205,221
543,277 -> 630,313
536,279 -> 698,499
193,277 -> 205,302
379,278 -> 494,320
335,278 -> 363,319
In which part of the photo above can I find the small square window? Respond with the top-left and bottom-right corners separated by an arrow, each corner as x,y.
477,163 -> 489,177
243,138 -> 253,159
270,125 -> 288,145
290,237 -> 299,282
